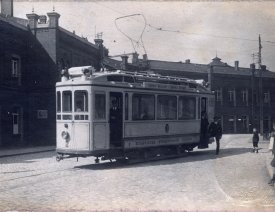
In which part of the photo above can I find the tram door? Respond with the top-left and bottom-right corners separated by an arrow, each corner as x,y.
109,92 -> 123,147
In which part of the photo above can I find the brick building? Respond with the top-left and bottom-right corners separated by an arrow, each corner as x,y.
104,54 -> 275,134
0,0 -> 106,147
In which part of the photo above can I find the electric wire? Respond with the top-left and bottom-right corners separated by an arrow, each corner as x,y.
115,13 -> 147,56
94,1 -> 275,45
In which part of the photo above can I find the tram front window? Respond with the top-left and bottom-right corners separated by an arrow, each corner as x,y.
62,91 -> 72,120
56,91 -> 61,120
74,90 -> 88,120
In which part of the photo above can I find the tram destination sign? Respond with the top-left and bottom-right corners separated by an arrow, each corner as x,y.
124,135 -> 199,149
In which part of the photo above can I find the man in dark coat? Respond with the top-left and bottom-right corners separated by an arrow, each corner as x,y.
109,99 -> 122,146
208,116 -> 222,155
199,111 -> 209,148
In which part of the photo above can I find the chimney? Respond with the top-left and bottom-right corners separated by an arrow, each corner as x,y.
234,61 -> 239,71
132,52 -> 139,64
38,15 -> 47,24
94,38 -> 107,61
121,55 -> 128,70
1,0 -> 13,17
47,12 -> 60,28
94,38 -> 103,47
185,59 -> 190,64
26,13 -> 39,31
261,65 -> 266,71
142,54 -> 150,69
250,63 -> 255,71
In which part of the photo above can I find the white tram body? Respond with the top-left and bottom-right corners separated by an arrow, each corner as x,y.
56,66 -> 215,161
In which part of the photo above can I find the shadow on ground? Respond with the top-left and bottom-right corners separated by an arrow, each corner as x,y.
75,147 -> 254,170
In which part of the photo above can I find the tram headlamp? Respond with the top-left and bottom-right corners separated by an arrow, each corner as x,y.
61,131 -> 69,140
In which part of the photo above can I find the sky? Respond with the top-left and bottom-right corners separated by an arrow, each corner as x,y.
11,1 -> 275,71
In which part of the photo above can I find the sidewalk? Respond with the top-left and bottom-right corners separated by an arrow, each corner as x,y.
0,145 -> 55,158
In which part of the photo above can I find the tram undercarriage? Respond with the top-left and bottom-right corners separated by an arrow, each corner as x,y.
56,142 -> 200,164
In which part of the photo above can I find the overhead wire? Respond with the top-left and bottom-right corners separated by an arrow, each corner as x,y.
115,13 -> 147,56
94,1 -> 275,46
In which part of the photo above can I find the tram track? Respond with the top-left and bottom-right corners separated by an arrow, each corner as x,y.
0,166 -> 81,193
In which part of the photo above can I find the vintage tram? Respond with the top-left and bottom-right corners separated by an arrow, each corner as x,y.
56,66 -> 215,163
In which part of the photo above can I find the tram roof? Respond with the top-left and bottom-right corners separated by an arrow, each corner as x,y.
57,66 -> 212,94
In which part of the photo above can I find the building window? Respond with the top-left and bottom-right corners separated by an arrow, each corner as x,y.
11,57 -> 20,78
215,89 -> 222,101
241,90 -> 248,103
228,90 -> 234,102
37,110 -> 48,119
264,92 -> 270,103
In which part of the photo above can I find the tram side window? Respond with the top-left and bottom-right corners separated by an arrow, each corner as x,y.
178,96 -> 196,120
95,93 -> 106,120
74,91 -> 88,112
157,95 -> 177,120
132,94 -> 155,120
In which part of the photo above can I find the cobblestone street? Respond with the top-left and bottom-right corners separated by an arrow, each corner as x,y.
0,134 -> 274,211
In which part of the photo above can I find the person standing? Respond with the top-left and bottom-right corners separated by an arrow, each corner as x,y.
208,116 -> 222,155
252,128 -> 259,153
109,99 -> 121,146
199,111 -> 209,148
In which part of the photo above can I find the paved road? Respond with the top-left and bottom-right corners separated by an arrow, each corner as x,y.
0,135 -> 274,211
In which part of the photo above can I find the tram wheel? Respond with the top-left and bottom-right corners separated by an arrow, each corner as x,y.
95,157 -> 100,164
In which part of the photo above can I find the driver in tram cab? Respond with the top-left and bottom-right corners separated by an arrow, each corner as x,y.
76,101 -> 83,112
109,99 -> 121,146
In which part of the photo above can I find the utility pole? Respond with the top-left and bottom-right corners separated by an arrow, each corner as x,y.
258,34 -> 264,136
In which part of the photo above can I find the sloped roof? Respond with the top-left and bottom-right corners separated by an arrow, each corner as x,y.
148,59 -> 275,78
59,27 -> 99,50
0,14 -> 28,31
149,60 -> 208,73
103,57 -> 122,69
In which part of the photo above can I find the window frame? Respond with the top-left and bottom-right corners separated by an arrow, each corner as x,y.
157,95 -> 177,120
178,96 -> 197,120
62,90 -> 72,113
132,93 -> 155,121
94,92 -> 106,120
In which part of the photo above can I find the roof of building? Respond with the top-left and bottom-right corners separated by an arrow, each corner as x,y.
0,14 -> 28,31
0,12 -> 99,50
103,56 -> 275,79
59,27 -> 99,50
208,56 -> 230,67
